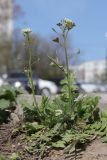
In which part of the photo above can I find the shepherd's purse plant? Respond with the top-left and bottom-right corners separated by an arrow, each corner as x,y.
16,18 -> 107,159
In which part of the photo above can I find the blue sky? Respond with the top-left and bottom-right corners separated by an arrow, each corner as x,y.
16,0 -> 107,61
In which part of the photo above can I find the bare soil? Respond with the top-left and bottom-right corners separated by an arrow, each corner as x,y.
81,139 -> 107,160
1,93 -> 107,159
1,123 -> 107,160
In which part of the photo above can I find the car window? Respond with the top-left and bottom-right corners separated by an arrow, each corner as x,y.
8,72 -> 39,81
8,73 -> 27,78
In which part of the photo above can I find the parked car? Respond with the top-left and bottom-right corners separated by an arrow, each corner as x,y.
5,72 -> 58,96
0,77 -> 3,86
95,83 -> 107,92
37,78 -> 58,96
77,82 -> 100,93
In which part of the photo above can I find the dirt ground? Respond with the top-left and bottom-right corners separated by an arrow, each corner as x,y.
1,93 -> 107,160
80,139 -> 107,160
1,123 -> 107,160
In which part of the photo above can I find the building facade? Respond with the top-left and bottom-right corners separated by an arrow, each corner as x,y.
0,0 -> 13,42
71,60 -> 106,83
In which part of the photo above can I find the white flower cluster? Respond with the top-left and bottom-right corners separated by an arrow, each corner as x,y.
22,28 -> 32,35
64,18 -> 75,30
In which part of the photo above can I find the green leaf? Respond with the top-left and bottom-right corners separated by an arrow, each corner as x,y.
99,132 -> 106,137
0,154 -> 6,160
52,28 -> 57,33
52,37 -> 59,43
101,112 -> 107,118
62,133 -> 74,143
100,123 -> 107,132
25,122 -> 45,134
0,85 -> 21,103
60,77 -> 68,85
25,146 -> 34,154
0,99 -> 10,110
64,143 -> 76,153
101,136 -> 107,143
10,153 -> 20,160
52,140 -> 65,148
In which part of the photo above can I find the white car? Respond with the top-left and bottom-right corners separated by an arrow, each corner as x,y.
37,78 -> 58,96
0,77 -> 3,86
80,83 -> 107,93
6,72 -> 58,96
96,84 -> 107,92
79,83 -> 98,93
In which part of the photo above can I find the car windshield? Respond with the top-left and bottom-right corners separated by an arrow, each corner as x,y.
8,73 -> 27,78
8,72 -> 38,80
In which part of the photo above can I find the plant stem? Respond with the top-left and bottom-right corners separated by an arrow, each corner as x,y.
48,55 -> 65,72
26,34 -> 42,121
63,33 -> 72,113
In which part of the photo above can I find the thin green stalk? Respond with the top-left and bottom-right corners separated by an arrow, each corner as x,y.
26,35 -> 42,121
48,55 -> 65,72
63,33 -> 72,113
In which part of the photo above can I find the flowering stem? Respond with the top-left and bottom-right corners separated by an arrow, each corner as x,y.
52,18 -> 75,113
63,33 -> 72,113
26,34 -> 41,118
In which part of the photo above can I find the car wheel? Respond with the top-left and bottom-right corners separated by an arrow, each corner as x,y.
40,88 -> 51,96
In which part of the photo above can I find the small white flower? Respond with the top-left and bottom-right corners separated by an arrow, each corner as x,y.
64,18 -> 71,22
55,109 -> 63,116
22,28 -> 32,35
64,18 -> 75,30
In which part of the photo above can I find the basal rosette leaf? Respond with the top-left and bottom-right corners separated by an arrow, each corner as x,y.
0,99 -> 10,110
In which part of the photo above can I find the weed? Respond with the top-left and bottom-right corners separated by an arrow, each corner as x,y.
20,18 -> 105,159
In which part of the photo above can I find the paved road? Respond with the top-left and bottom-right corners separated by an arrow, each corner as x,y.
95,93 -> 107,111
18,92 -> 107,109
